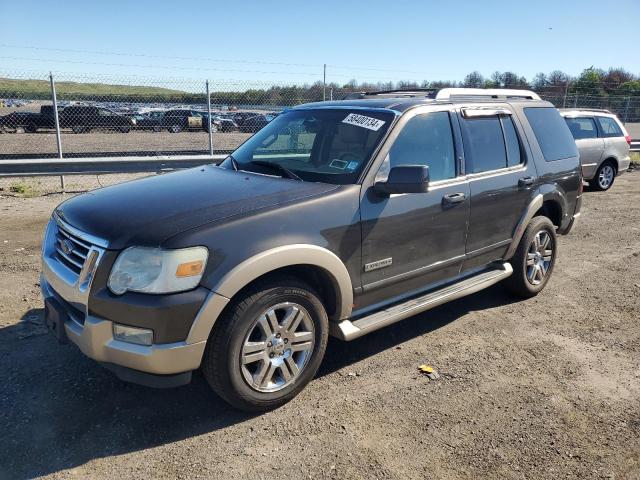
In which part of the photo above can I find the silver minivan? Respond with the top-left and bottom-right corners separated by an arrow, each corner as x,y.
560,109 -> 631,191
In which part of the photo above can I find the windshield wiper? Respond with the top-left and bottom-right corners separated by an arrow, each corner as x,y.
250,160 -> 302,181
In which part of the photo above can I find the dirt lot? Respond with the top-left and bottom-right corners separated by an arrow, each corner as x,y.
0,130 -> 251,157
0,172 -> 639,480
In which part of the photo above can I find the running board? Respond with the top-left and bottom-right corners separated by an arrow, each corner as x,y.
330,262 -> 513,341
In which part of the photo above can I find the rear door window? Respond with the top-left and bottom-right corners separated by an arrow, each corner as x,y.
523,107 -> 578,162
460,114 -> 523,173
564,117 -> 598,140
596,116 -> 623,137
501,116 -> 523,167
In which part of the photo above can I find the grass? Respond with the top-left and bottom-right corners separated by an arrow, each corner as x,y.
631,151 -> 640,167
0,77 -> 189,101
8,182 -> 38,197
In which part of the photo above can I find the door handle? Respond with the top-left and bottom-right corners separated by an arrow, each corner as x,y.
518,176 -> 535,188
442,192 -> 466,205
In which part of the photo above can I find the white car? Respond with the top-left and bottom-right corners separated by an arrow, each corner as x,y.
560,109 -> 631,191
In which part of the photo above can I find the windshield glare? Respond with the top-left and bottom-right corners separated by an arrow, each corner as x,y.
222,109 -> 394,184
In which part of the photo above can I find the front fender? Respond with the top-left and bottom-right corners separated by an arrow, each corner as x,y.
186,244 -> 354,344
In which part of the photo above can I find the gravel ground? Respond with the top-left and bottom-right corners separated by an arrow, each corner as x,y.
0,172 -> 639,480
0,130 -> 251,157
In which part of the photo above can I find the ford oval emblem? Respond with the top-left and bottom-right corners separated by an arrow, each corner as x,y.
59,239 -> 75,255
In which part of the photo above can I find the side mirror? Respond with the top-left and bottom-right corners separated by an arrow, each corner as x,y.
374,165 -> 430,195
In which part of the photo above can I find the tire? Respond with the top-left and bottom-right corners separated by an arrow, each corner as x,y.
25,123 -> 37,133
169,125 -> 182,133
504,216 -> 557,298
72,126 -> 86,134
202,276 -> 329,412
589,160 -> 616,191
119,126 -> 131,133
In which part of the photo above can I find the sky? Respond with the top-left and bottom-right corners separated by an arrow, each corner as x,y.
1,0 -> 639,86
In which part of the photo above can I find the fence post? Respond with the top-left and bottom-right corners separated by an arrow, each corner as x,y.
206,80 -> 213,156
623,96 -> 630,124
49,72 -> 64,191
573,93 -> 578,108
562,81 -> 570,108
323,64 -> 326,101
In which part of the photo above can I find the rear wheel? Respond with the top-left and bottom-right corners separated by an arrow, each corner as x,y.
505,216 -> 557,298
202,276 -> 328,412
119,126 -> 131,133
169,124 -> 182,133
72,125 -> 86,134
25,123 -> 37,133
590,161 -> 616,191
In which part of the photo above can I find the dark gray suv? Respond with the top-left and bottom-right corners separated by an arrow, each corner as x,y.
41,88 -> 582,411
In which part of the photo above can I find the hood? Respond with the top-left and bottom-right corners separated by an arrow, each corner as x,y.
55,165 -> 337,249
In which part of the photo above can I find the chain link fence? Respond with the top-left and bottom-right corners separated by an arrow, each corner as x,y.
1,71 -> 639,160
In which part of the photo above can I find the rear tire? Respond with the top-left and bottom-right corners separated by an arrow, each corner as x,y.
202,276 -> 328,412
505,216 -> 557,298
169,125 -> 182,133
589,160 -> 616,191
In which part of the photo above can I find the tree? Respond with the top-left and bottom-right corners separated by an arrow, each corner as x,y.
531,73 -> 547,91
462,71 -> 484,88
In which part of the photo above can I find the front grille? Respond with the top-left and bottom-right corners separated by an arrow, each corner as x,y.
55,224 -> 93,276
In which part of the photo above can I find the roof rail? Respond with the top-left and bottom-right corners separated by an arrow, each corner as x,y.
559,108 -> 612,114
343,88 -> 437,100
435,88 -> 541,101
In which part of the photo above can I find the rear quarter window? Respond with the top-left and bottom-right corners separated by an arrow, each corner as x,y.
596,116 -> 623,138
524,107 -> 578,162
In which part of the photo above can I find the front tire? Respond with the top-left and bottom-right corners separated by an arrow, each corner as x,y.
505,216 -> 557,298
202,276 -> 328,412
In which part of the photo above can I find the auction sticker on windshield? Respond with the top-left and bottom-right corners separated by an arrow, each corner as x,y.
342,113 -> 386,131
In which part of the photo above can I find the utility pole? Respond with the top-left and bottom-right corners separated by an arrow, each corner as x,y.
323,64 -> 326,101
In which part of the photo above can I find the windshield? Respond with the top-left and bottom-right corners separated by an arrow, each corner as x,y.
221,108 -> 395,184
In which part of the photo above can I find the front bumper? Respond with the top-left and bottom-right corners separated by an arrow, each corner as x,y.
40,215 -> 230,386
41,274 -> 206,376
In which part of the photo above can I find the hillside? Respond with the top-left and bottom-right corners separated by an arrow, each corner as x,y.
0,77 -> 192,101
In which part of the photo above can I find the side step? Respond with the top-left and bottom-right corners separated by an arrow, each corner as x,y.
330,262 -> 513,341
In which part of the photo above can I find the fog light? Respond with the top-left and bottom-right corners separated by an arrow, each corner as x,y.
113,323 -> 153,346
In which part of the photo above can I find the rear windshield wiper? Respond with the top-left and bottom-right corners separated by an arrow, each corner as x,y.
250,160 -> 302,181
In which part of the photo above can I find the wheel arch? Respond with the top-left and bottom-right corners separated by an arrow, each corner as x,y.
504,191 -> 566,260
186,245 -> 354,344
601,156 -> 618,173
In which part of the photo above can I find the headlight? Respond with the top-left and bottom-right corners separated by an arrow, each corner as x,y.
108,246 -> 208,295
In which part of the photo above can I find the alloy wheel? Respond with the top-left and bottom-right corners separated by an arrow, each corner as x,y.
526,230 -> 554,285
598,164 -> 614,190
240,302 -> 315,393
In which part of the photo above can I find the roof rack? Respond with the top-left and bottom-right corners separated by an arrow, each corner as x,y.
558,108 -> 612,114
343,87 -> 541,101
435,88 -> 541,101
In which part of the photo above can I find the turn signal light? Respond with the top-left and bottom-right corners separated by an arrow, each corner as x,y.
176,260 -> 204,277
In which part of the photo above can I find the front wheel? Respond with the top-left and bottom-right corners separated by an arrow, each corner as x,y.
202,276 -> 328,412
505,216 -> 557,298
